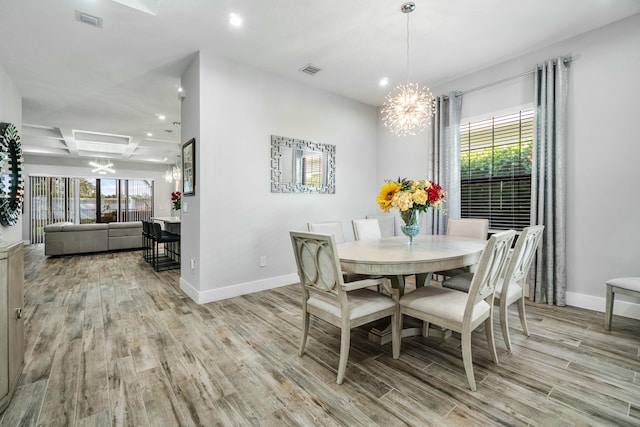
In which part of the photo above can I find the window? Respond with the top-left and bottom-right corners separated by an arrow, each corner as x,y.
460,109 -> 534,231
302,153 -> 323,186
30,176 -> 154,243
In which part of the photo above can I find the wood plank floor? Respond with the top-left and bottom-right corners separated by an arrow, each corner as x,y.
1,244 -> 640,426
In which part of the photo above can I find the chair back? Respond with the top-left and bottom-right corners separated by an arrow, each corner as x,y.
151,222 -> 163,239
447,218 -> 489,240
352,219 -> 382,241
502,225 -> 544,288
366,214 -> 395,237
307,222 -> 345,243
466,230 -> 515,310
290,231 -> 344,295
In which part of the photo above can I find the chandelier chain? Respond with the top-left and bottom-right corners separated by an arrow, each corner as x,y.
406,12 -> 410,83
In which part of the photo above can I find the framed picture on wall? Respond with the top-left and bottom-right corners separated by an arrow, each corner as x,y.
182,138 -> 195,196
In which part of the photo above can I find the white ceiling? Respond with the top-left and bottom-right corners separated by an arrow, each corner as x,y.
1,0 -> 639,167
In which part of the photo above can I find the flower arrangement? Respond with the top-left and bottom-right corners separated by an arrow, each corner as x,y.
377,178 -> 445,226
171,191 -> 181,211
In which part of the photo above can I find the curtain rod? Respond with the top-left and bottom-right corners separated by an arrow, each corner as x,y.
444,56 -> 572,99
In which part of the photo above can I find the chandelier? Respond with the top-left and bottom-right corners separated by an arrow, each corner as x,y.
89,160 -> 115,175
381,2 -> 435,137
164,164 -> 181,183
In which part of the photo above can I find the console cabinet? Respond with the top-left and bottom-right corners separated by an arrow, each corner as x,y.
0,240 -> 24,413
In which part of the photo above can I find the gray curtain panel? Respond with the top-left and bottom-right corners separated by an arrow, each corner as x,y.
530,57 -> 568,306
426,91 -> 462,235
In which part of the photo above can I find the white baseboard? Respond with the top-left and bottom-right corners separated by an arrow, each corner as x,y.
566,291 -> 640,320
180,273 -> 299,304
179,278 -> 640,321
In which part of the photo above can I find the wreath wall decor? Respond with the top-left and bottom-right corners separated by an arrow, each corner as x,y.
0,122 -> 24,226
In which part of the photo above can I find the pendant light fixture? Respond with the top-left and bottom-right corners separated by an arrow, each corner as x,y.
381,2 -> 435,137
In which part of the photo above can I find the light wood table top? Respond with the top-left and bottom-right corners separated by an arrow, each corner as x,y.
337,235 -> 486,278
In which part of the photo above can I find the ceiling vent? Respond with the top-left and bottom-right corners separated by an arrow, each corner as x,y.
300,64 -> 321,76
75,10 -> 103,28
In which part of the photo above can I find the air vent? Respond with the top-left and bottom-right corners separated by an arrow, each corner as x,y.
75,10 -> 103,28
300,64 -> 321,75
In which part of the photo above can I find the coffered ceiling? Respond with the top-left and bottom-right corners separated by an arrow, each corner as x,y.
1,0 -> 639,167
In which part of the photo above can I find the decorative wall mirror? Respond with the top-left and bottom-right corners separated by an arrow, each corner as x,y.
271,135 -> 335,194
0,123 -> 24,226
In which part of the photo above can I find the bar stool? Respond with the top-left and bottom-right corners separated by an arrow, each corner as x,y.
151,222 -> 180,271
142,221 -> 153,263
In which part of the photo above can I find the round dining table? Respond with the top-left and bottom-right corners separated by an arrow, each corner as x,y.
337,234 -> 486,293
336,234 -> 487,344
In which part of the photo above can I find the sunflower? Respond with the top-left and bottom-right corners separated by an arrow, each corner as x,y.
376,181 -> 400,212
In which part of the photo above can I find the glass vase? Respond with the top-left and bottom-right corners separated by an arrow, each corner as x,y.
400,210 -> 421,244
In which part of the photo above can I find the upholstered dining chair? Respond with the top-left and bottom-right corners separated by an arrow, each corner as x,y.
307,221 -> 346,243
290,231 -> 397,384
435,218 -> 490,281
443,225 -> 544,352
308,221 -> 365,283
605,277 -> 640,331
446,218 -> 489,239
352,218 -> 382,241
366,214 -> 396,237
392,230 -> 515,391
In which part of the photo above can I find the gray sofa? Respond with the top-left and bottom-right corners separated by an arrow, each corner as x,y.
44,221 -> 143,256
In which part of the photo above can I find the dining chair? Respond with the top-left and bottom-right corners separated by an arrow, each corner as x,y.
308,221 -> 365,283
366,214 -> 396,237
443,225 -> 544,352
290,231 -> 397,384
352,218 -> 382,241
392,229 -> 515,391
446,218 -> 489,239
307,221 -> 346,243
435,218 -> 489,281
605,277 -> 640,331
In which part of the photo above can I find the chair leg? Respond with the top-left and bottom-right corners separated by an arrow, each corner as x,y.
485,317 -> 499,364
299,311 -> 310,356
421,321 -> 430,337
499,298 -> 512,353
461,327 -> 476,392
605,284 -> 614,331
336,325 -> 351,384
392,310 -> 401,359
517,296 -> 530,337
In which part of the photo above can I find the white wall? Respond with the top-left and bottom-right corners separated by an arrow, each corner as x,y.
178,53 -> 201,295
179,52 -> 379,303
380,13 -> 640,317
0,64 -> 24,243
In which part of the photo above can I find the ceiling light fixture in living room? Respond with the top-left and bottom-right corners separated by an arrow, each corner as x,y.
90,160 -> 115,175
381,2 -> 435,137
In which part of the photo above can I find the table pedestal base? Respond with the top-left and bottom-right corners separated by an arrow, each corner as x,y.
367,318 -> 451,345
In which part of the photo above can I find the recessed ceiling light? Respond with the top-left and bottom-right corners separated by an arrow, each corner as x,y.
379,77 -> 389,87
158,114 -> 166,120
146,132 -> 153,137
229,13 -> 243,28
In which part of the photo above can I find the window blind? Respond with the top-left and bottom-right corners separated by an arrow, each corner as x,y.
29,176 -> 154,243
460,109 -> 534,231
